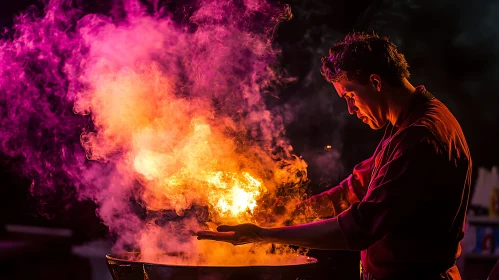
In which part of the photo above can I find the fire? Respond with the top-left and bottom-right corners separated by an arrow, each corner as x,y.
207,171 -> 264,218
130,112 -> 267,223
134,147 -> 266,221
133,145 -> 266,221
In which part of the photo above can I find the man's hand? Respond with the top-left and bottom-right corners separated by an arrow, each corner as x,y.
196,223 -> 266,246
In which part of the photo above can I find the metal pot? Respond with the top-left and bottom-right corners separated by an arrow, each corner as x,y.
106,252 -> 318,280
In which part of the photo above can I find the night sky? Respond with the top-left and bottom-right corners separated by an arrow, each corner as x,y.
1,0 -> 498,243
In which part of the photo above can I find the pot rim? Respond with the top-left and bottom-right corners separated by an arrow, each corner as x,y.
106,252 -> 318,268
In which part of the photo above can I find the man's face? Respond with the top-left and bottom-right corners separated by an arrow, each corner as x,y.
332,77 -> 387,130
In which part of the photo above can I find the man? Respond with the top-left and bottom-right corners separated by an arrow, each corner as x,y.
197,32 -> 472,280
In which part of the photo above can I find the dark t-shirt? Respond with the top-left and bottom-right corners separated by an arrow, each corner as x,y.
318,86 -> 471,279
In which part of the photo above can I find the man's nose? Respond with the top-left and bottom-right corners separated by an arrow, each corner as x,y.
347,98 -> 357,115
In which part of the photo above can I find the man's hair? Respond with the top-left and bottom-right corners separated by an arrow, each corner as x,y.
321,32 -> 410,86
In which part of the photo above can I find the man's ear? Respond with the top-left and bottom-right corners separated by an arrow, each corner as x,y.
369,74 -> 382,92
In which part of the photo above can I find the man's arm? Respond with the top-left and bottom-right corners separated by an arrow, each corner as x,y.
264,217 -> 349,250
197,218 -> 349,250
294,155 -> 375,219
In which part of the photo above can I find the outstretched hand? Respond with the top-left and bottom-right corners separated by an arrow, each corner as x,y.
196,223 -> 267,246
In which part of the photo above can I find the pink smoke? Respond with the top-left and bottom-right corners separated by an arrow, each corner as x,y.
0,0 -> 308,264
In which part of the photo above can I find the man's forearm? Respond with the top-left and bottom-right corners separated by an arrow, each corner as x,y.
261,217 -> 350,250
297,187 -> 350,219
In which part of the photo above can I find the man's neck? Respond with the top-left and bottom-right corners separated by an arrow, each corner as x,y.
386,79 -> 417,126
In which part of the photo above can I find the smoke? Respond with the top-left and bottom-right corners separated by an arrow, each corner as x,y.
270,3 -> 348,189
0,0 -> 311,265
0,0 -> 88,216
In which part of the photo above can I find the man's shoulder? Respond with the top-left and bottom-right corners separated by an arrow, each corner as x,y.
395,100 -> 470,161
402,96 -> 461,137
392,124 -> 441,152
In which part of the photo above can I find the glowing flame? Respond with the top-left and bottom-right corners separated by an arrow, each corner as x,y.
207,171 -> 265,218
133,144 -> 266,221
128,111 -> 267,222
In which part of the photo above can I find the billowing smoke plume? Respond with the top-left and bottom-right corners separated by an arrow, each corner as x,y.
0,0 -> 310,265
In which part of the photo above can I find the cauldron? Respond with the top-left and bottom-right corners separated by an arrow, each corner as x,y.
106,252 -> 318,280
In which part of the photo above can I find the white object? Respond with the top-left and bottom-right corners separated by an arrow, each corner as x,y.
471,166 -> 499,209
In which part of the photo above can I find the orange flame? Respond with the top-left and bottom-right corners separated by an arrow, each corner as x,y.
133,146 -> 267,221
115,92 -> 268,222
206,171 -> 265,219
76,63 -> 306,227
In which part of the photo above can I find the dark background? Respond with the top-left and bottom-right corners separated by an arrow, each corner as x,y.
1,0 -> 498,279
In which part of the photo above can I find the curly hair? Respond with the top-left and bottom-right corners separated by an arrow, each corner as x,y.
321,32 -> 410,86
